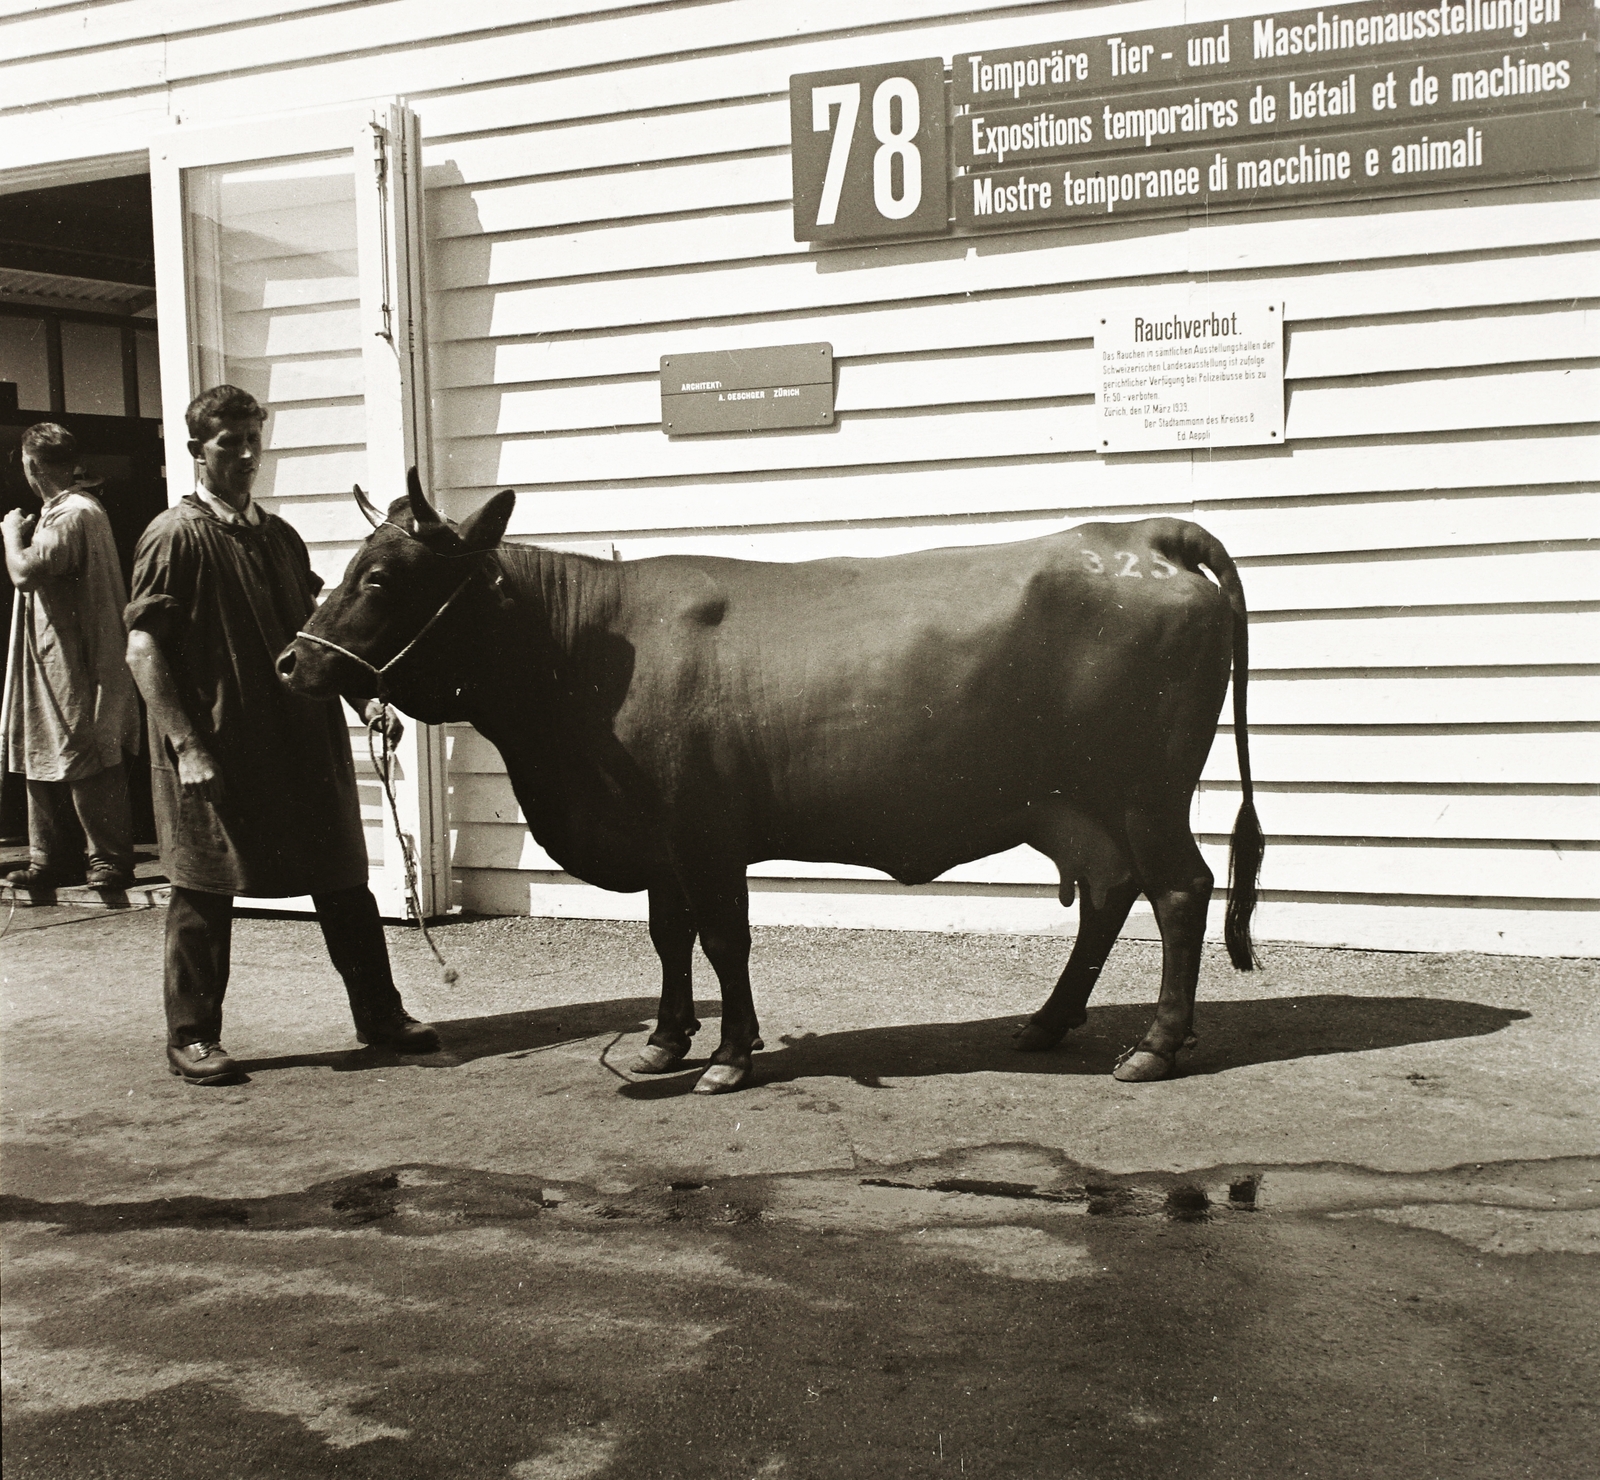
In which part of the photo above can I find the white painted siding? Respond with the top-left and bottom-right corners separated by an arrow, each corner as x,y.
5,0 -> 1594,954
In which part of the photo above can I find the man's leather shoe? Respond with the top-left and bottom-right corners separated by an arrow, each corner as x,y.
167,1041 -> 241,1084
5,863 -> 85,890
356,1014 -> 441,1053
85,863 -> 135,890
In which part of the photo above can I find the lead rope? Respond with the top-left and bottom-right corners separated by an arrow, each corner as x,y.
367,714 -> 457,986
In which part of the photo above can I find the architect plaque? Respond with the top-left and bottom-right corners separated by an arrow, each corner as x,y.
1096,299 -> 1284,453
661,343 -> 834,435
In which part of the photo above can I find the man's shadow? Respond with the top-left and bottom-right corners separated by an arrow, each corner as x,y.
235,995 -> 661,1075
237,992 -> 1529,1087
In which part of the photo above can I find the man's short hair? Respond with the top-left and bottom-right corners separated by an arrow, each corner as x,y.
185,385 -> 265,441
20,423 -> 79,473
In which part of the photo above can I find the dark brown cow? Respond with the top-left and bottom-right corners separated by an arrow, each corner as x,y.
278,473 -> 1263,1093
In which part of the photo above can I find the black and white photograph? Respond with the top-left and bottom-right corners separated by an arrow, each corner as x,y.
1,2 -> 1596,1475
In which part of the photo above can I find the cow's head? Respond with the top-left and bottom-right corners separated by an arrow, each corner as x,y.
277,468 -> 514,721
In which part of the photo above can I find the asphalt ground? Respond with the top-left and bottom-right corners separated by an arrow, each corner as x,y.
2,904 -> 1596,1479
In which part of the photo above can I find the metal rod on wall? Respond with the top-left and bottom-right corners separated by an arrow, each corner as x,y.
43,315 -> 64,415
120,324 -> 140,419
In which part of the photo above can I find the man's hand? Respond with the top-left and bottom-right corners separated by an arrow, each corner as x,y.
2,507 -> 36,545
174,740 -> 225,802
126,630 -> 223,803
362,698 -> 405,746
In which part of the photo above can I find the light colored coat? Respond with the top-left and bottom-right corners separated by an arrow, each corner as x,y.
3,486 -> 140,782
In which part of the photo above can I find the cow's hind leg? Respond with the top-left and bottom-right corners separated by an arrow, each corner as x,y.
1017,805 -> 1139,1051
633,881 -> 701,1073
1116,805 -> 1213,1082
1015,878 -> 1140,1052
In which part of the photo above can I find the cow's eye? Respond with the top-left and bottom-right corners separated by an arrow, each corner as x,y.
362,570 -> 388,592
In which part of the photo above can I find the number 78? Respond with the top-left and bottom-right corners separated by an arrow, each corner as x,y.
811,77 -> 923,227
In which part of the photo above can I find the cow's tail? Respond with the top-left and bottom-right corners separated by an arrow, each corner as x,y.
1165,521 -> 1264,971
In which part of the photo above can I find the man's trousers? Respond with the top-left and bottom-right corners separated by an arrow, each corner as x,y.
164,884 -> 406,1047
25,761 -> 134,875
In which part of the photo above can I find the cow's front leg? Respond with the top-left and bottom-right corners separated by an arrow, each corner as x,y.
679,867 -> 761,1095
633,881 -> 701,1073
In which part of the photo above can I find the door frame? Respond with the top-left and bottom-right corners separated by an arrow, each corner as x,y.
147,102 -> 448,919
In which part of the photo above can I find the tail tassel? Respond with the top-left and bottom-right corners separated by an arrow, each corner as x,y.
1224,797 -> 1264,971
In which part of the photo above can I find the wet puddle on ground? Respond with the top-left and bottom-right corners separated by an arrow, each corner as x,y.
4,1145 -> 1596,1478
3,1142 -> 1594,1246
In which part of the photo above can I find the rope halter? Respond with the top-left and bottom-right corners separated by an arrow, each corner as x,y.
294,568 -> 480,697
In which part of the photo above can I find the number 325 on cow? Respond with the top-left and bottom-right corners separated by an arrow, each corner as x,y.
790,59 -> 950,243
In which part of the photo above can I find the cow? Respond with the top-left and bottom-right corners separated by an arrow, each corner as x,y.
278,472 -> 1263,1094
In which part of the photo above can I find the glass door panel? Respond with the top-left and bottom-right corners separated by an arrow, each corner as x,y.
184,151 -> 366,585
150,106 -> 445,919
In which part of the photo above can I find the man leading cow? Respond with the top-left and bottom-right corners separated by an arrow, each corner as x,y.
124,385 -> 439,1085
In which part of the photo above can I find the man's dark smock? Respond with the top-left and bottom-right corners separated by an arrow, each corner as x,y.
125,496 -> 367,896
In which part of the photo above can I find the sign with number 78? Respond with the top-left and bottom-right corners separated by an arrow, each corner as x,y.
790,58 -> 949,243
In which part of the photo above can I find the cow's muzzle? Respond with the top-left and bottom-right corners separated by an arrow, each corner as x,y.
276,638 -> 355,699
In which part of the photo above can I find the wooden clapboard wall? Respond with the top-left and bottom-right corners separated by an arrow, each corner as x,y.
4,0 -> 1594,954
411,0 -> 1599,957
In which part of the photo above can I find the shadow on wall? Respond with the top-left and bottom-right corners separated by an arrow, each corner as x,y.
422,156 -> 500,521
419,152 -> 846,522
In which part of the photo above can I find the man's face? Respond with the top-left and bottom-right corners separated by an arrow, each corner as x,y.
189,417 -> 263,507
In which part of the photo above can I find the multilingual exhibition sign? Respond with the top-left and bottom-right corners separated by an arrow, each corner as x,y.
1096,300 -> 1285,454
791,0 -> 1598,240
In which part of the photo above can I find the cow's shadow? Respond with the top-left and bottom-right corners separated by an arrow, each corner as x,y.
236,992 -> 1527,1084
616,993 -> 1531,1097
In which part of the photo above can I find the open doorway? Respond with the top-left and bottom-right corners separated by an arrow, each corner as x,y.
0,171 -> 164,862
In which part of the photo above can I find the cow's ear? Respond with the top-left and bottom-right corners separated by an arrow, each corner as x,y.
458,489 -> 515,552
407,466 -> 443,527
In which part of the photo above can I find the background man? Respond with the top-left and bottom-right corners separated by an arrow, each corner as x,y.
125,385 -> 438,1085
1,423 -> 140,891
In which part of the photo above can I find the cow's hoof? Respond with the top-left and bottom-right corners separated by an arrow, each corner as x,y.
1112,1047 -> 1177,1082
693,1062 -> 748,1095
632,1042 -> 685,1074
1013,1021 -> 1063,1053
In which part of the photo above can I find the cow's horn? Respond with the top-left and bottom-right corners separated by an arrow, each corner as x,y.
407,466 -> 442,526
352,484 -> 385,530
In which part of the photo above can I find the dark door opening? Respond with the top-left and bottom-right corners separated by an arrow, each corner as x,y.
1,172 -> 163,848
